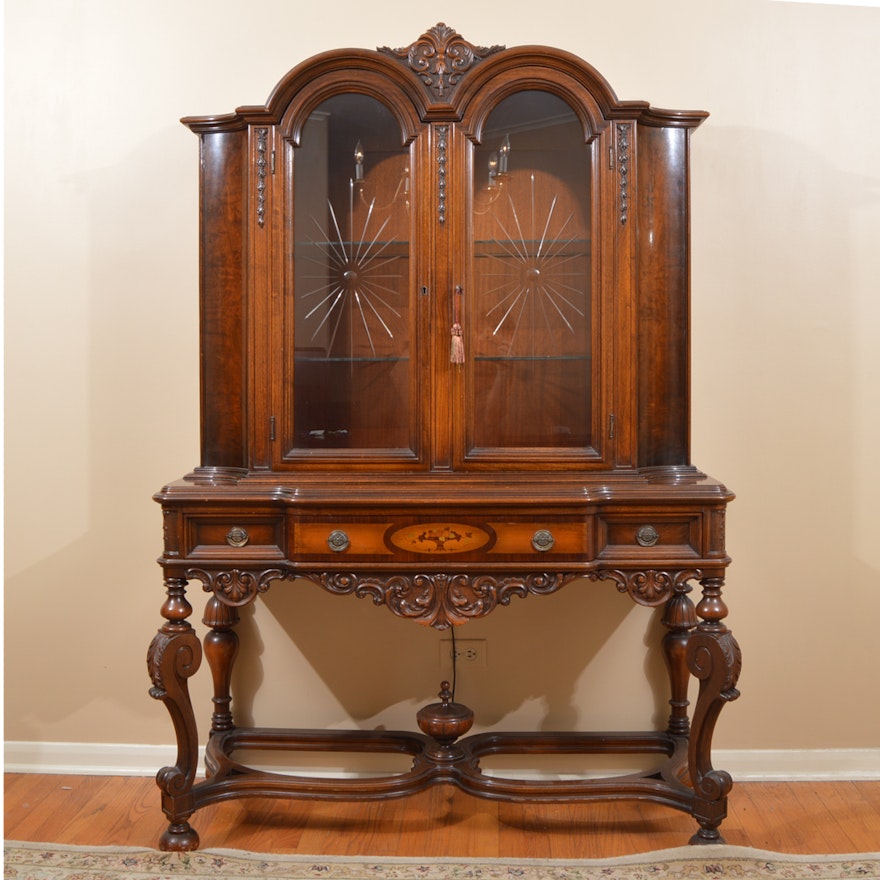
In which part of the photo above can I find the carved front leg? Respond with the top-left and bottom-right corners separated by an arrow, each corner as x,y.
202,595 -> 240,763
662,589 -> 698,737
147,576 -> 202,851
686,576 -> 742,844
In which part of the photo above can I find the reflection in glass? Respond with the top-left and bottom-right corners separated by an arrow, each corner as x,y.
292,94 -> 411,451
471,91 -> 592,451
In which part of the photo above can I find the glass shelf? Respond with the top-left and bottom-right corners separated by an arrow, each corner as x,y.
473,355 -> 590,362
295,356 -> 409,363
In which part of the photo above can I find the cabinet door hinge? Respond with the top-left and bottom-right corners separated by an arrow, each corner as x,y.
608,413 -> 615,439
270,150 -> 276,174
269,416 -> 276,441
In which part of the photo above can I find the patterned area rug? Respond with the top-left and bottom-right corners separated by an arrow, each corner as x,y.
4,842 -> 880,880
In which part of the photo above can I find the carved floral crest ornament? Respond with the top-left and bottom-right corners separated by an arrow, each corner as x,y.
150,25 -> 738,854
379,22 -> 504,100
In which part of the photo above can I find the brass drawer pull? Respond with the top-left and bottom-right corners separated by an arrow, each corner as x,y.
226,526 -> 250,548
531,529 -> 555,552
636,525 -> 659,547
327,529 -> 351,552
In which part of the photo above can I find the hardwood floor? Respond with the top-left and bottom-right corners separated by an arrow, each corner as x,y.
5,775 -> 880,857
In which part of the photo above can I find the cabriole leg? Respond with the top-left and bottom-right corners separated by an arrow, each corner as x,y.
147,575 -> 202,852
686,575 -> 742,845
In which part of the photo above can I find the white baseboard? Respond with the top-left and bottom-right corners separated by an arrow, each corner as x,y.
5,741 -> 880,781
716,748 -> 880,781
4,742 -> 181,777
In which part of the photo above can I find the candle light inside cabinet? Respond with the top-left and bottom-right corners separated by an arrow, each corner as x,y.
498,134 -> 511,173
354,140 -> 364,181
488,151 -> 499,187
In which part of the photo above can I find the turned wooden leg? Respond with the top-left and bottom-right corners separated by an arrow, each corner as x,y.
147,575 -> 202,852
686,575 -> 742,845
203,595 -> 240,737
661,589 -> 698,737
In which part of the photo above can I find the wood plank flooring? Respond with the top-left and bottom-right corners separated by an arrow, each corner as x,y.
5,775 -> 880,856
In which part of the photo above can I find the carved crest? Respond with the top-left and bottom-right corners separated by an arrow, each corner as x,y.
187,567 -> 295,606
301,571 -> 577,629
589,569 -> 702,607
379,23 -> 504,101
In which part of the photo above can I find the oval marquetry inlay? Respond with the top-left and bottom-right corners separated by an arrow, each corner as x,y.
388,522 -> 491,554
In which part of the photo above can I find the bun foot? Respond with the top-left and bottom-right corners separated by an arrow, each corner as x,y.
689,827 -> 726,845
160,821 -> 200,851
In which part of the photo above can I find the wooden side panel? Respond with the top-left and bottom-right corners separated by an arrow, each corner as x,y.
199,130 -> 247,467
636,125 -> 691,467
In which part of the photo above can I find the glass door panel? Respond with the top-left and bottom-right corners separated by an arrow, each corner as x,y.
469,91 -> 592,452
291,93 -> 413,453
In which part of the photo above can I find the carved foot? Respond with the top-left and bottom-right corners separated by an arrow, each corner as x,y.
160,821 -> 200,852
689,825 -> 726,845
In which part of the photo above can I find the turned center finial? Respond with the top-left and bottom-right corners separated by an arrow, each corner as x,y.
416,680 -> 475,761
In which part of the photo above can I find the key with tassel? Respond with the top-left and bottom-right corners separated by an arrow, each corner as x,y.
450,285 -> 464,364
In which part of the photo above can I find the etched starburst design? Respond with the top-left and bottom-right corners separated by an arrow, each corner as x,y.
299,192 -> 405,357
479,175 -> 588,355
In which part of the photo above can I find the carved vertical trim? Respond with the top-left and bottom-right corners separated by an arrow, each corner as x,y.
437,124 -> 449,225
162,508 -> 180,556
709,509 -> 726,554
256,128 -> 268,228
616,123 -> 631,226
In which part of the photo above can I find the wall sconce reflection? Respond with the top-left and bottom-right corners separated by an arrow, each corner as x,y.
478,133 -> 512,212
352,140 -> 409,211
354,140 -> 365,181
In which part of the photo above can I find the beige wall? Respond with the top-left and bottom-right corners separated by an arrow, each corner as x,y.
5,0 -> 880,757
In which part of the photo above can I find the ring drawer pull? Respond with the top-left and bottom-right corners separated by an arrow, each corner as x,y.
327,529 -> 351,552
636,525 -> 659,547
226,526 -> 250,548
531,529 -> 555,552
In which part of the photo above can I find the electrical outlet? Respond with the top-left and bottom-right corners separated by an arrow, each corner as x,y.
440,638 -> 488,668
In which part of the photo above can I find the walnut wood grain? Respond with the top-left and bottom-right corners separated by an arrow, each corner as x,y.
151,25 -> 737,853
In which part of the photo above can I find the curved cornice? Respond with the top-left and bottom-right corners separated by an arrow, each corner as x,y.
180,25 -> 709,135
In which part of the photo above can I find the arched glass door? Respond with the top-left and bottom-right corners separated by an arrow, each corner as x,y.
290,93 -> 415,456
468,90 -> 593,456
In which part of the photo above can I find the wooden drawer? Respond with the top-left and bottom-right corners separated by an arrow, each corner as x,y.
184,516 -> 286,559
486,522 -> 588,556
294,522 -> 396,556
292,519 -> 590,560
597,515 -> 701,559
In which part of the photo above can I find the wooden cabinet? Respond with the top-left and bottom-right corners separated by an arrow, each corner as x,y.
149,24 -> 740,851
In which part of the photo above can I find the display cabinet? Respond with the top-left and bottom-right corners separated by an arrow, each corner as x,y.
149,24 -> 740,852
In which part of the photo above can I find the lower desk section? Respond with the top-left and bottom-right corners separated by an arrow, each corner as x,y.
150,477 -> 738,852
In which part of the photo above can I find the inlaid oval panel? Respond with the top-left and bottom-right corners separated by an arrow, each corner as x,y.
388,522 -> 493,554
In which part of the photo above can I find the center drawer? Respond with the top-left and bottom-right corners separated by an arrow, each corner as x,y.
292,518 -> 590,561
